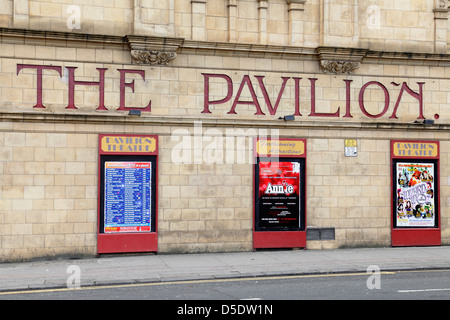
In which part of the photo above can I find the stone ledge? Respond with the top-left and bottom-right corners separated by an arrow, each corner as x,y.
0,27 -> 127,50
3,27 -> 450,67
1,111 -> 448,132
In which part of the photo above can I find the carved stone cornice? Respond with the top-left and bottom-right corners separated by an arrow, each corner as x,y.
4,27 -> 450,69
0,27 -> 127,50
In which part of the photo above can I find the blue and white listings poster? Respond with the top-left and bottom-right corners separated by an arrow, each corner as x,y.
104,162 -> 152,233
395,162 -> 436,227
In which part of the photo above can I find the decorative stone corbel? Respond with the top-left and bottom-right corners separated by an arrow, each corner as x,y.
130,50 -> 177,65
320,60 -> 361,74
317,47 -> 368,75
126,35 -> 184,65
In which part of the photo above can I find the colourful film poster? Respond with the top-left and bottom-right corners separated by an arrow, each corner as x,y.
257,161 -> 301,229
395,162 -> 436,228
104,162 -> 152,233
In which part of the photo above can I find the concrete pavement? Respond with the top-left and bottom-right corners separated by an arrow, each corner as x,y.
0,246 -> 449,292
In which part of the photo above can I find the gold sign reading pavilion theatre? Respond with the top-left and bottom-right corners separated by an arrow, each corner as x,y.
100,136 -> 157,154
0,0 -> 449,261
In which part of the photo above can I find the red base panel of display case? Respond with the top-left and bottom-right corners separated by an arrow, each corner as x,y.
391,229 -> 441,247
97,233 -> 157,254
253,231 -> 306,249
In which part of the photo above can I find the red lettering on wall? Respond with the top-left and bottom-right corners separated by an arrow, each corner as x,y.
117,69 -> 151,112
201,73 -> 233,114
359,81 -> 390,118
390,82 -> 425,120
255,76 -> 290,116
293,77 -> 302,116
308,78 -> 340,118
228,75 -> 265,115
66,67 -> 107,110
16,64 -> 62,109
15,64 -> 432,121
201,73 -> 429,120
16,63 -> 152,113
343,79 -> 353,118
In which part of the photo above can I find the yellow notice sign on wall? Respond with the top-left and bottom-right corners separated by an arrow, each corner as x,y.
256,139 -> 305,157
101,135 -> 157,154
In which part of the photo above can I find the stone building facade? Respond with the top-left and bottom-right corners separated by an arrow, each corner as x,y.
0,0 -> 449,261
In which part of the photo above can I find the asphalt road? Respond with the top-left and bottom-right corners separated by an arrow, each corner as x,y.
1,269 -> 449,301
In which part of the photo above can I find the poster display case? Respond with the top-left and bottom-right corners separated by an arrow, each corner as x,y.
391,140 -> 440,247
103,161 -> 153,233
253,138 -> 307,249
98,134 -> 158,254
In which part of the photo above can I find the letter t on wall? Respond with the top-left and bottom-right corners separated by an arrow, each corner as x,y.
17,64 -> 63,109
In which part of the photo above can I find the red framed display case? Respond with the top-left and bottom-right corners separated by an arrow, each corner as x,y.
253,138 -> 307,249
390,140 -> 440,247
97,134 -> 158,254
